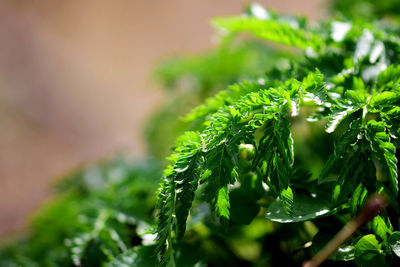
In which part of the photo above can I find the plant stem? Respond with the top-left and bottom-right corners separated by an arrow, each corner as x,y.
302,194 -> 387,267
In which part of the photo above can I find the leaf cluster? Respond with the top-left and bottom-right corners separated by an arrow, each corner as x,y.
0,157 -> 161,267
3,1 -> 400,267
154,3 -> 400,266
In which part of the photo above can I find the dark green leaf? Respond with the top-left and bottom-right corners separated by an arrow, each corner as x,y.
388,232 -> 400,258
265,191 -> 347,223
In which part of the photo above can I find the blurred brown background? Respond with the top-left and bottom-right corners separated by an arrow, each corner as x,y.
0,0 -> 324,236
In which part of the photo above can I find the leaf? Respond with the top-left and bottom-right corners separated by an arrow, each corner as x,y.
329,245 -> 355,261
319,119 -> 361,183
265,191 -> 347,223
367,121 -> 398,195
372,215 -> 391,241
350,183 -> 365,216
200,85 -> 296,220
369,91 -> 400,107
326,106 -> 359,133
280,187 -> 294,216
254,115 -> 295,216
183,80 -> 262,123
155,132 -> 202,265
203,145 -> 237,222
302,69 -> 326,105
155,176 -> 175,265
332,150 -> 364,205
345,89 -> 366,104
388,232 -> 400,258
172,133 -> 203,240
216,186 -> 230,219
213,16 -> 323,50
354,234 -> 386,267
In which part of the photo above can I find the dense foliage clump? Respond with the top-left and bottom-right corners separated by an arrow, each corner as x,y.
2,1 -> 400,266
155,3 -> 400,266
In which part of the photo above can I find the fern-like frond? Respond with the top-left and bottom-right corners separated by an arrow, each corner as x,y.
366,120 -> 398,195
213,16 -> 323,50
155,175 -> 175,265
155,73 -> 318,264
253,117 -> 294,215
318,119 -> 382,215
155,132 -> 202,265
319,119 -> 362,184
326,105 -> 361,133
213,8 -> 323,50
183,80 -> 264,123
325,87 -> 366,134
157,68 -> 324,243
199,89 -> 285,221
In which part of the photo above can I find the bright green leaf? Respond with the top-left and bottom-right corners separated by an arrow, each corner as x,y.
354,235 -> 386,267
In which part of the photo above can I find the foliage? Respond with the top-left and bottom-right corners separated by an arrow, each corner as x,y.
332,0 -> 400,22
147,37 -> 293,159
0,157 -> 161,267
154,3 -> 400,266
2,1 -> 400,267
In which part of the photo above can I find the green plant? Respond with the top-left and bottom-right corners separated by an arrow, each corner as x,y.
2,2 -> 400,267
0,157 -> 162,267
155,3 -> 400,266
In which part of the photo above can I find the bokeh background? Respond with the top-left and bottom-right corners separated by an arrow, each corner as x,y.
0,0 -> 324,237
